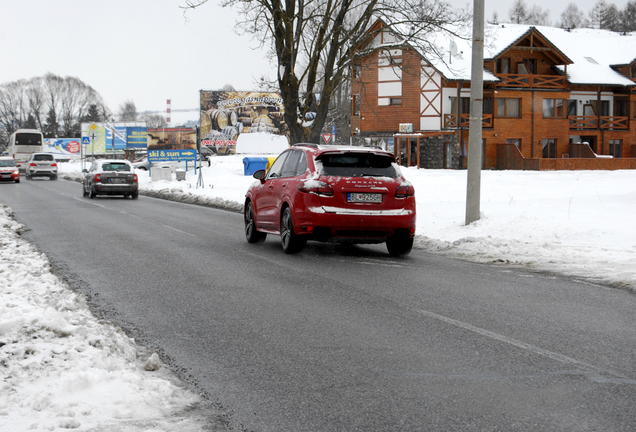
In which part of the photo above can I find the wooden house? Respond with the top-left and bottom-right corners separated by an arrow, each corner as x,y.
351,20 -> 636,170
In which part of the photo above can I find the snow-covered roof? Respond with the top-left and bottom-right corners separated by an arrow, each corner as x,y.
426,23 -> 636,87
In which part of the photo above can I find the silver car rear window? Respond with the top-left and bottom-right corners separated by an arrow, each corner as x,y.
102,163 -> 131,172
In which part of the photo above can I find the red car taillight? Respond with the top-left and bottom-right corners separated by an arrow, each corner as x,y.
51,163 -> 57,167
133,174 -> 138,182
395,182 -> 415,198
298,180 -> 333,196
95,174 -> 101,182
29,163 -> 37,166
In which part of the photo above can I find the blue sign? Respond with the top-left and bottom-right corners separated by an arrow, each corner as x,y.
82,137 -> 90,145
148,149 -> 197,162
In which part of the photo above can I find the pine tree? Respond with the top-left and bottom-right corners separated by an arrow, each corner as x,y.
43,108 -> 59,138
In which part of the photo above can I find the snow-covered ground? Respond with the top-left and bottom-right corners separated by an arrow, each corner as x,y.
2,155 -> 635,431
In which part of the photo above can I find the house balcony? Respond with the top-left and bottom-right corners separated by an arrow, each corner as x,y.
496,74 -> 566,89
568,116 -> 629,130
444,113 -> 493,129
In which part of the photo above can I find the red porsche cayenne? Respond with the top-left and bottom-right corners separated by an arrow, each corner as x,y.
244,144 -> 416,256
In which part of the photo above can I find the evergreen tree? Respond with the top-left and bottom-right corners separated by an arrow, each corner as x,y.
43,108 -> 59,138
25,113 -> 38,130
621,0 -> 636,31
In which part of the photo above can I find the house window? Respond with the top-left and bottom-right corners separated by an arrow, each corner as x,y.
543,99 -> 565,118
353,95 -> 360,116
524,59 -> 537,74
496,98 -> 521,117
609,140 -> 622,157
483,97 -> 493,114
615,100 -> 629,117
506,138 -> 521,150
542,139 -> 556,158
390,98 -> 402,105
497,58 -> 510,74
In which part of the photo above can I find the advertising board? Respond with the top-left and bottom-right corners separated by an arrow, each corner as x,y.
147,128 -> 196,150
81,122 -> 147,154
44,139 -> 81,159
200,90 -> 289,155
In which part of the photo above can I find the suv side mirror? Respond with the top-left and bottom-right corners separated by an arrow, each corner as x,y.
253,169 -> 266,182
82,169 -> 88,173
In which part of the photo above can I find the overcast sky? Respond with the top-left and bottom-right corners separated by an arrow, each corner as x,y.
1,0 -> 630,114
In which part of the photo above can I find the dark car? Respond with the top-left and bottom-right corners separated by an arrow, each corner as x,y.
244,144 -> 416,256
82,159 -> 139,199
0,156 -> 20,183
25,153 -> 58,180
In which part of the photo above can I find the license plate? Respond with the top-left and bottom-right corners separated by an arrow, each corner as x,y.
347,193 -> 382,203
109,177 -> 127,184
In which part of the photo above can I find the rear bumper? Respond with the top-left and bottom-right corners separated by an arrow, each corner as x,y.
27,169 -> 57,177
295,205 -> 416,241
94,183 -> 138,195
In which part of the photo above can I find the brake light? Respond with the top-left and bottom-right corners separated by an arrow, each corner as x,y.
95,174 -> 101,182
51,163 -> 57,167
133,174 -> 138,182
29,163 -> 37,166
298,180 -> 333,196
395,182 -> 415,198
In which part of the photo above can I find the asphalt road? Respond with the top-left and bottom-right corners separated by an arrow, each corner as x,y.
3,178 -> 636,431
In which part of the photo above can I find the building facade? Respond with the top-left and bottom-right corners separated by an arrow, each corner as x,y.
352,20 -> 636,170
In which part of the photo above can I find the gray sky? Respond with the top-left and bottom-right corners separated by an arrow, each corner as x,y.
1,0 -> 631,114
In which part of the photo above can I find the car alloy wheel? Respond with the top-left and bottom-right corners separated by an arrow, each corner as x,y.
244,201 -> 266,243
280,206 -> 305,254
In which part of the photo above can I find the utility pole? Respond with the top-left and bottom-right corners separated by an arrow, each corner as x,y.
465,0 -> 485,225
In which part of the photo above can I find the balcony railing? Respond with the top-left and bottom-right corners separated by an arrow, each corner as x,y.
444,113 -> 493,128
568,116 -> 628,130
496,74 -> 566,89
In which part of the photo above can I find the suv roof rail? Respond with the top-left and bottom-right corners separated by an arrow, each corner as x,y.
292,143 -> 319,148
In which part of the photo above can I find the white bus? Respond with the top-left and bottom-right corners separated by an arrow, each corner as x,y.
8,129 -> 44,173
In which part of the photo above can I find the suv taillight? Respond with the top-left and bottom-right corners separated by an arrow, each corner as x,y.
298,180 -> 333,196
29,163 -> 37,166
133,174 -> 138,182
51,163 -> 57,167
95,174 -> 101,182
395,182 -> 415,198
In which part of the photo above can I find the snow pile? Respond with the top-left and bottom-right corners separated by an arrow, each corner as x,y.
0,205 -> 216,432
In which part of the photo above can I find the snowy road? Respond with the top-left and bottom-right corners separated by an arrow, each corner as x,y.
4,178 -> 636,431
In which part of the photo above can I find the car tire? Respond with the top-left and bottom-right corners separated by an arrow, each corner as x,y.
15,180 -> 20,184
50,175 -> 57,180
131,192 -> 139,199
82,185 -> 88,197
89,188 -> 96,199
280,206 -> 305,254
386,235 -> 414,257
245,201 -> 267,243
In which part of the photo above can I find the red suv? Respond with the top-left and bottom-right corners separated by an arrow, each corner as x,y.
244,144 -> 416,256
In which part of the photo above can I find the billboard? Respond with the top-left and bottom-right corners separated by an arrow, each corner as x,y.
81,122 -> 147,154
44,138 -> 81,158
147,127 -> 196,150
200,90 -> 289,154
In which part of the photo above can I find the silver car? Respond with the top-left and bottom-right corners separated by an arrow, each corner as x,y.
25,153 -> 58,180
82,159 -> 139,199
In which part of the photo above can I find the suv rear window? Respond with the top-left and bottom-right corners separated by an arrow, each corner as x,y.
33,154 -> 54,161
317,152 -> 398,178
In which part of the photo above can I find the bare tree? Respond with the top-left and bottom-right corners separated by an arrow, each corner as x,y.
509,0 -> 529,23
141,113 -> 167,128
183,0 -> 469,144
621,0 -> 636,31
118,100 -> 138,122
527,5 -> 551,25
0,74 -> 109,139
559,3 -> 587,28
